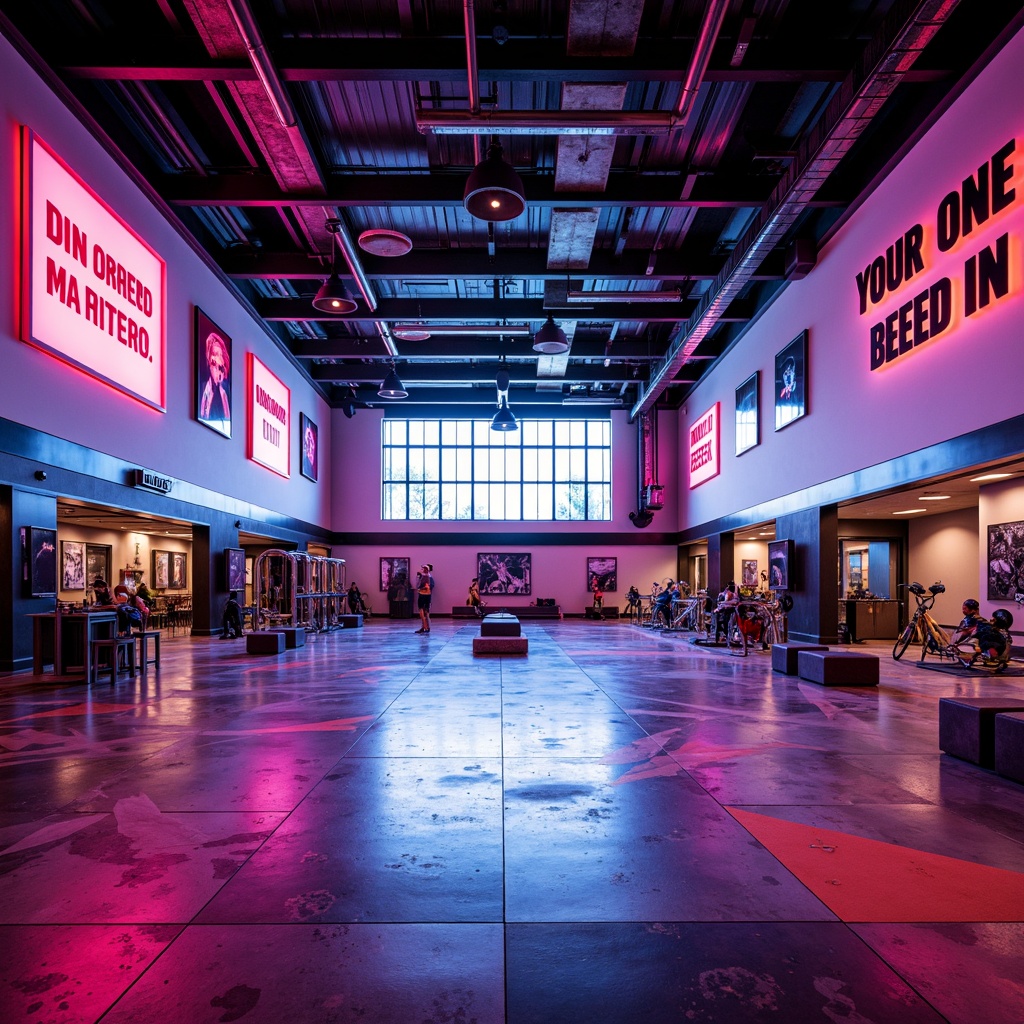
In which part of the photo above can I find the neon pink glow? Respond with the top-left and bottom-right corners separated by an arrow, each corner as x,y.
248,353 -> 291,478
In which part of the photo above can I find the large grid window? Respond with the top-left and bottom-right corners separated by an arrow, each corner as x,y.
382,419 -> 612,521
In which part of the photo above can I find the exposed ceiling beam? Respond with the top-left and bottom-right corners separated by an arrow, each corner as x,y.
159,172 -> 846,209
60,41 -> 952,84
309,364 -> 645,385
289,337 -> 677,361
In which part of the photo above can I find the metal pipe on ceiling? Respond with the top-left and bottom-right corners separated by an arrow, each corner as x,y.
566,290 -> 682,303
463,0 -> 483,164
676,0 -> 731,121
225,0 -> 297,128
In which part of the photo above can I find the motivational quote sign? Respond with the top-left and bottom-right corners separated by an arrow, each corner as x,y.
857,138 -> 1019,370
248,353 -> 291,478
689,402 -> 720,488
21,128 -> 166,409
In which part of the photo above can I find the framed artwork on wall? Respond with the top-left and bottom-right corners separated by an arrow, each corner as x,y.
987,520 -> 1024,600
587,557 -> 617,592
170,552 -> 188,590
741,559 -> 758,587
735,371 -> 759,455
86,545 -> 111,588
27,527 -> 57,597
774,330 -> 808,431
153,550 -> 170,589
61,540 -> 86,590
380,557 -> 410,593
300,413 -> 318,481
226,548 -> 246,592
767,539 -> 792,590
477,553 -> 532,595
194,307 -> 232,438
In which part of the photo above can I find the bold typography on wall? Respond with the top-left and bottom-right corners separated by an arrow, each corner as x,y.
857,138 -> 1019,370
20,128 -> 166,410
689,402 -> 720,488
248,354 -> 290,478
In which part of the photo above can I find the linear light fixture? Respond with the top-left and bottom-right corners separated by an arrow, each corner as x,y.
566,289 -> 682,303
891,508 -> 927,514
392,323 -> 532,339
970,473 -> 1013,481
418,111 -> 677,136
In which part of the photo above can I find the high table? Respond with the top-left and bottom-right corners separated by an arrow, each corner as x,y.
29,611 -> 119,685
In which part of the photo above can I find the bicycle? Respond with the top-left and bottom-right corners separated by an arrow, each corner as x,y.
892,582 -> 951,660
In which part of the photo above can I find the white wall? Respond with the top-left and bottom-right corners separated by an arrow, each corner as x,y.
0,32 -> 331,528
907,507 -> 979,625
676,25 -> 1024,528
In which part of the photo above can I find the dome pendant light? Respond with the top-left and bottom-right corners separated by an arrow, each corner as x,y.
464,141 -> 526,222
532,316 -> 569,354
377,362 -> 408,400
312,223 -> 359,314
490,395 -> 518,432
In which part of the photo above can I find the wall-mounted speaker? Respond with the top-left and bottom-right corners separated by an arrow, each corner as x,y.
785,239 -> 816,280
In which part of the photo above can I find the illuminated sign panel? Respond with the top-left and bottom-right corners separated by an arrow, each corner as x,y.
20,128 -> 166,410
248,353 -> 291,478
688,402 -> 720,488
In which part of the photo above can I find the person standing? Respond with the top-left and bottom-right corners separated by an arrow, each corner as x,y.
591,579 -> 605,618
415,563 -> 434,634
221,591 -> 243,639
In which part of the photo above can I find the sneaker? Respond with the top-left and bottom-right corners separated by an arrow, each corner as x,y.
415,628 -> 425,634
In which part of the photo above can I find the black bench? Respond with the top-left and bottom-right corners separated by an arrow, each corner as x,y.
481,613 -> 521,637
246,632 -> 285,655
797,650 -> 879,686
994,712 -> 1024,783
939,697 -> 1024,769
269,627 -> 306,648
337,615 -> 363,629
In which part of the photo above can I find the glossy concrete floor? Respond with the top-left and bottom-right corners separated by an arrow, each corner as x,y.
1,619 -> 1022,1023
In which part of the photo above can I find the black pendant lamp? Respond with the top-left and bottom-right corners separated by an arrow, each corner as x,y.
377,362 -> 408,400
312,224 -> 358,314
491,395 -> 518,432
464,141 -> 526,222
532,316 -> 568,354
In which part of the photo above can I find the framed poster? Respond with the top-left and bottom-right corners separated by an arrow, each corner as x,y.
195,307 -> 232,438
27,527 -> 57,597
300,413 -> 318,481
774,330 -> 807,431
171,552 -> 187,590
86,544 -> 111,587
380,557 -> 410,592
226,548 -> 246,592
741,559 -> 758,588
987,520 -> 1024,600
735,371 -> 759,455
153,549 -> 170,589
767,539 -> 792,591
477,552 -> 531,595
61,540 -> 86,590
248,353 -> 291,478
587,556 -> 617,592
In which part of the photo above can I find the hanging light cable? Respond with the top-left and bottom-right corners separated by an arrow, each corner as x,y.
312,221 -> 358,313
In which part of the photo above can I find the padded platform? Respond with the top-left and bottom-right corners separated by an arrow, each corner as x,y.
337,615 -> 363,629
486,605 -> 559,619
797,650 -> 879,686
270,626 -> 306,648
481,613 -> 521,637
452,606 -> 481,618
585,606 -> 619,619
246,631 -> 285,655
772,642 -> 830,675
995,712 -> 1024,783
939,697 -> 1024,768
473,636 -> 529,655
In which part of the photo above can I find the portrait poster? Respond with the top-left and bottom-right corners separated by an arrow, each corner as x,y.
380,557 -> 410,593
226,548 -> 246,592
774,330 -> 807,431
195,308 -> 231,438
987,520 -> 1024,600
735,371 -> 759,455
767,539 -> 792,590
86,544 -> 111,587
587,557 -> 617,593
300,413 -> 318,481
477,553 -> 532,595
741,559 -> 758,588
171,552 -> 187,590
61,540 -> 86,590
153,550 -> 170,590
28,527 -> 57,597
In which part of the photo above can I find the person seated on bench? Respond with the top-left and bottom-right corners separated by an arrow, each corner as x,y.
221,591 -> 243,639
467,577 -> 483,618
347,582 -> 363,615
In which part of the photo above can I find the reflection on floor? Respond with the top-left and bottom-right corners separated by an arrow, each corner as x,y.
1,622 -> 1022,1023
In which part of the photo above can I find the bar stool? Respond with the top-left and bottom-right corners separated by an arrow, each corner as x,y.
134,630 -> 162,672
90,636 -> 137,684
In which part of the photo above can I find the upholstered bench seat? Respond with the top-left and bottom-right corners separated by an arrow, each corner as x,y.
452,606 -> 479,618
270,627 -> 306,648
994,712 -> 1024,783
473,636 -> 529,655
939,697 -> 1024,768
246,631 -> 285,655
797,650 -> 879,686
481,613 -> 521,637
585,606 -> 619,619
771,642 -> 829,675
337,615 -> 363,629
